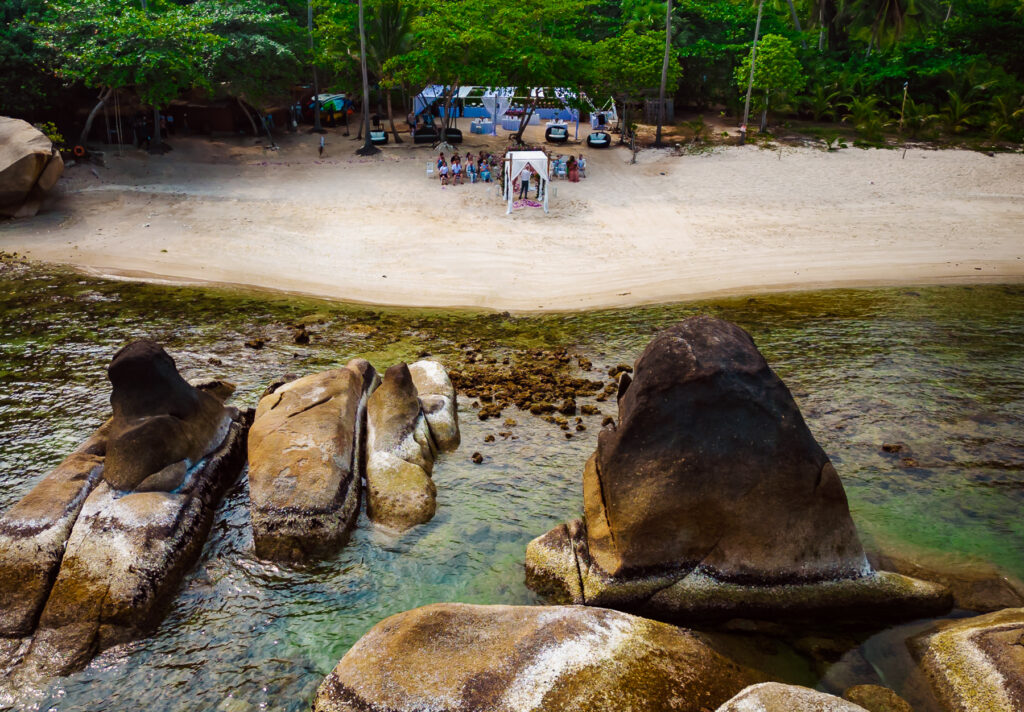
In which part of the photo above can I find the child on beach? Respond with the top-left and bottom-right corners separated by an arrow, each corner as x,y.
439,160 -> 449,186
318,135 -> 325,158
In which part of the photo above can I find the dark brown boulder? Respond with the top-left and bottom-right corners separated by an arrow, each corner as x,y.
584,316 -> 865,582
527,317 -> 951,624
103,341 -> 232,491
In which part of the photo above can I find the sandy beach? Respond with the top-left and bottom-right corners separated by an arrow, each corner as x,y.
2,125 -> 1022,311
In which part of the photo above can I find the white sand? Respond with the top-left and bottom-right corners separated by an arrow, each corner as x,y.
2,125 -> 1022,311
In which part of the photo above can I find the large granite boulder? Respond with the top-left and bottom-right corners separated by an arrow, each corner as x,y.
911,607 -> 1024,712
365,362 -> 454,531
312,603 -> 767,712
0,341 -> 249,678
408,359 -> 460,452
0,432 -> 107,639
248,359 -> 379,561
526,317 -> 951,624
103,340 -> 234,491
716,683 -> 869,711
0,117 -> 64,218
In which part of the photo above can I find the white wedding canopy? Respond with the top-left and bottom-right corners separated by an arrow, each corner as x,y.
504,151 -> 550,214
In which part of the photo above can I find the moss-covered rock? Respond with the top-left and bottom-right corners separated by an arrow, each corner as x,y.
312,603 -> 767,712
717,682 -> 869,711
911,607 -> 1024,712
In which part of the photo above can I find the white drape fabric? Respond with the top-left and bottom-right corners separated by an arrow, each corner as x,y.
504,151 -> 550,214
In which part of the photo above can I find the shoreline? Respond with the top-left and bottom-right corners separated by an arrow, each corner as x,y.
65,260 -> 1024,313
2,132 -> 1022,311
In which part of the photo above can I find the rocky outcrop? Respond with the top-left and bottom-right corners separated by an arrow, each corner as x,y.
526,317 -> 951,624
365,361 -> 457,531
911,607 -> 1024,712
716,683 -> 869,711
0,434 -> 107,639
0,341 -> 248,678
103,340 -> 235,491
0,117 -> 64,218
842,684 -> 914,712
312,603 -> 767,712
408,359 -> 460,452
248,359 -> 379,561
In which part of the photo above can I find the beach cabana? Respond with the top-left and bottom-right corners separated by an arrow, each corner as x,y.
504,150 -> 550,215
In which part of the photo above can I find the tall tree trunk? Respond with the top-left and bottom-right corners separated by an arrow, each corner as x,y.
386,91 -> 402,143
818,1 -> 826,51
741,0 -> 765,142
655,0 -> 673,147
237,96 -> 260,137
944,2 -> 953,22
151,105 -> 161,154
79,86 -> 113,146
514,100 -> 536,144
785,0 -> 806,48
356,0 -> 378,155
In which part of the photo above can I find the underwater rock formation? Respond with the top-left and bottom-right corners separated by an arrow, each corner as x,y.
312,603 -> 766,712
0,117 -> 64,218
0,341 -> 248,677
365,361 -> 458,531
248,360 -> 379,561
526,316 -> 951,624
911,607 -> 1024,712
716,683 -> 869,711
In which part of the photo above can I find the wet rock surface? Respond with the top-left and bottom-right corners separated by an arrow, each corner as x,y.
248,359 -> 379,562
911,607 -> 1024,712
0,117 -> 64,218
526,317 -> 951,624
312,603 -> 767,712
103,340 -> 234,491
842,684 -> 914,712
716,682 -> 869,711
364,363 -> 441,530
0,341 -> 249,678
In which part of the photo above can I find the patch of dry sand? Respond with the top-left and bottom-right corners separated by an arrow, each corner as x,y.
2,125 -> 1022,311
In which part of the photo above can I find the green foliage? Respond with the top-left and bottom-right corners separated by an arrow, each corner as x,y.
37,0 -> 224,107
33,120 -> 65,148
822,132 -> 848,150
800,83 -> 842,120
734,34 -> 806,118
595,28 -> 681,99
899,96 -> 938,138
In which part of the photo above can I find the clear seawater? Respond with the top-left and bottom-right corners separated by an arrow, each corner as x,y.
0,264 -> 1021,711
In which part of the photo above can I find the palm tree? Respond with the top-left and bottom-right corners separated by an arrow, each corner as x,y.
367,0 -> 414,143
654,0 -> 673,147
356,0 -> 379,155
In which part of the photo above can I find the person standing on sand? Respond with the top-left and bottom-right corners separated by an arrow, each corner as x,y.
319,134 -> 325,158
518,165 -> 532,200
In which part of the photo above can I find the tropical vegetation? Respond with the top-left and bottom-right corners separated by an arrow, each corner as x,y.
1,0 -> 1021,148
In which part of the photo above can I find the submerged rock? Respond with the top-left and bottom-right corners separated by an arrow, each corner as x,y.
0,117 -> 64,218
312,603 -> 766,712
364,361 -> 460,531
842,684 -> 913,712
716,683 -> 869,711
0,341 -> 249,678
526,317 -> 951,624
248,360 -> 379,561
911,607 -> 1024,712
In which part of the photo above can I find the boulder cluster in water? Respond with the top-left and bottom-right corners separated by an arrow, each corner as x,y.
2,317 -> 1023,712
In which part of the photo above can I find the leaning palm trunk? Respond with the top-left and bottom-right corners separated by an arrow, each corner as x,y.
80,86 -> 114,146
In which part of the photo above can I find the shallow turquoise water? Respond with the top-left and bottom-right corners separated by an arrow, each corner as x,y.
0,265 -> 1021,711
